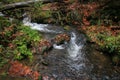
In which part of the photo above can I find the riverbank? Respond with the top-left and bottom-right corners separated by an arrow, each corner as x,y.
0,0 -> 120,80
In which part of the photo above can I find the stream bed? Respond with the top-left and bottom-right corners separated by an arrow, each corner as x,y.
0,15 -> 120,80
23,18 -> 120,80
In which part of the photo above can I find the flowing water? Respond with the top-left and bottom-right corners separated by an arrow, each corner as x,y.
23,18 -> 120,80
0,15 -> 120,80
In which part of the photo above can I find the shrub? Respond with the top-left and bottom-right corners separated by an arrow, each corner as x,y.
0,16 -> 11,31
99,35 -> 120,64
12,25 -> 42,60
82,25 -> 120,64
0,16 -> 42,61
100,35 -> 120,55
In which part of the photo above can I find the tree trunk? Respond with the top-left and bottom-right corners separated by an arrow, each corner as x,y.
0,0 -> 61,11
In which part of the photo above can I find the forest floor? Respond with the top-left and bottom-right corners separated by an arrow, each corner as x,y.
0,0 -> 120,80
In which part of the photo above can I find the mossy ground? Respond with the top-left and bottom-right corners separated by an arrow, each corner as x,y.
81,25 -> 120,65
0,0 -> 120,77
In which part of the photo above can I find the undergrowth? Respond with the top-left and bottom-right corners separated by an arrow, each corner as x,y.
0,16 -> 42,68
82,25 -> 120,65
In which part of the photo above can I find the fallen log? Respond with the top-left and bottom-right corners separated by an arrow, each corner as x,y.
0,0 -> 61,11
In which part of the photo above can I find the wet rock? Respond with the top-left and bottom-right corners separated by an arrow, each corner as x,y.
36,39 -> 52,54
53,33 -> 70,45
102,76 -> 110,80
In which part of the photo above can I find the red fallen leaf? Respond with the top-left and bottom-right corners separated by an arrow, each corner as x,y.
73,21 -> 79,25
36,39 -> 52,54
39,39 -> 52,47
31,71 -> 40,80
83,21 -> 90,26
83,17 -> 87,21
0,32 -> 5,36
54,33 -> 70,44
82,17 -> 90,26
9,61 -> 40,80
77,26 -> 82,31
9,61 -> 23,76
83,11 -> 89,17
8,43 -> 15,49
20,66 -> 32,76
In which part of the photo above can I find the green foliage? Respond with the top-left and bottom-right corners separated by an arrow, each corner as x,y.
0,57 -> 8,68
12,25 -> 42,60
98,34 -> 120,64
14,44 -> 32,60
112,55 -> 120,65
84,25 -> 120,64
100,0 -> 120,25
33,1 -> 43,9
0,16 -> 11,31
0,47 -> 8,68
19,25 -> 41,42
52,10 -> 82,25
30,3 -> 53,23
31,10 -> 52,23
38,75 -> 42,80
3,9 -> 25,19
0,16 -> 42,62
100,35 -> 120,55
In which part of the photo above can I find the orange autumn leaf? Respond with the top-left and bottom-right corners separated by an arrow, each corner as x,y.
9,61 -> 40,80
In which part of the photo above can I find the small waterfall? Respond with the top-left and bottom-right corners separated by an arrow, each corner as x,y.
23,16 -> 63,34
65,32 -> 87,75
67,32 -> 84,60
23,17 -> 49,32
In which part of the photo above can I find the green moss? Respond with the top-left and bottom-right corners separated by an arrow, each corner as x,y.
84,25 -> 120,64
31,10 -> 52,23
96,34 -> 120,64
0,16 -> 11,31
112,55 -> 120,65
63,25 -> 71,30
0,57 -> 8,68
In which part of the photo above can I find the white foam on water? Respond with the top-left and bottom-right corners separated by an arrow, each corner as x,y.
67,32 -> 83,60
0,12 -> 4,16
53,44 -> 65,49
23,17 -> 60,33
23,16 -> 86,71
